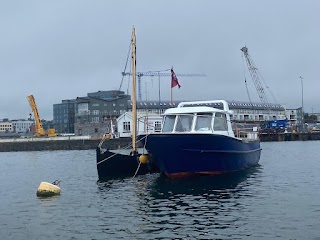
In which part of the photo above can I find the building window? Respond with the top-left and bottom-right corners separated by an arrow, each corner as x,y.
123,122 -> 130,132
154,121 -> 162,132
78,103 -> 89,112
91,117 -> 99,123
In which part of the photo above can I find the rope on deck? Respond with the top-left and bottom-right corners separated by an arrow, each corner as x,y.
97,134 -> 149,166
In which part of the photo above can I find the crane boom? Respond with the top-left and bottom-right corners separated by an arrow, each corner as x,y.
122,71 -> 206,77
27,95 -> 46,137
241,47 -> 269,105
122,71 -> 206,100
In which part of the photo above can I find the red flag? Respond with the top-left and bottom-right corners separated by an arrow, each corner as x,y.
171,68 -> 181,88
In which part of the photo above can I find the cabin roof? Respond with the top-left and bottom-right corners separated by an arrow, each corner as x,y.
164,106 -> 226,115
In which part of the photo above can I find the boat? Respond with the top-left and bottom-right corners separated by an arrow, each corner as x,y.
96,26 -> 158,180
138,100 -> 261,179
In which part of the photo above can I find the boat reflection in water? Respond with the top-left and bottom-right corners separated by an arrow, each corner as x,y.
95,166 -> 262,238
149,166 -> 261,199
96,165 -> 261,197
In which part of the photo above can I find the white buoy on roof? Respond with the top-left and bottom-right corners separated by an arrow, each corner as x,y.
36,180 -> 61,197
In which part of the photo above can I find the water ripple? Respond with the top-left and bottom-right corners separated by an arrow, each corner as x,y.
1,142 -> 320,239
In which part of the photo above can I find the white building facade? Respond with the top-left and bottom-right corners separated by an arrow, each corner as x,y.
116,112 -> 162,138
285,109 -> 298,127
130,100 -> 287,123
11,120 -> 33,133
0,121 -> 13,132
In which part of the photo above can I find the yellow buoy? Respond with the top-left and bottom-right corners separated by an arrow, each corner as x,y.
36,181 -> 61,197
139,154 -> 148,164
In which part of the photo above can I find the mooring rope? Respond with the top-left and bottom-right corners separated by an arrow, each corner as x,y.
132,134 -> 150,178
132,161 -> 142,179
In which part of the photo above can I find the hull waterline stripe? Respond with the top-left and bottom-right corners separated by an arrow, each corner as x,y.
182,148 -> 262,154
166,169 -> 248,179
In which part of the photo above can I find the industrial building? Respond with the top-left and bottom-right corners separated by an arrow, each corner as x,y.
53,99 -> 76,134
53,90 -> 130,138
53,89 -> 299,138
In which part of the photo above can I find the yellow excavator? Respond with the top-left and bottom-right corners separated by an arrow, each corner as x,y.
27,95 -> 57,137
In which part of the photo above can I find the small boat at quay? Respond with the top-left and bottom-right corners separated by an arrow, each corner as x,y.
138,100 -> 262,179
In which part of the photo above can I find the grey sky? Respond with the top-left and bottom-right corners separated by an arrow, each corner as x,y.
0,0 -> 319,120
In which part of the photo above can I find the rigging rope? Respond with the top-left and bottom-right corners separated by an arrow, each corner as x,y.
97,134 -> 150,165
126,57 -> 132,96
118,41 -> 132,91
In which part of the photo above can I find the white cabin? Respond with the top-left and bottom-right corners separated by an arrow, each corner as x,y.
160,100 -> 259,140
161,100 -> 235,137
116,112 -> 162,138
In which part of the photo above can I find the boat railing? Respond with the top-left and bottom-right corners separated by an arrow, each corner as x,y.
233,123 -> 259,140
177,100 -> 231,112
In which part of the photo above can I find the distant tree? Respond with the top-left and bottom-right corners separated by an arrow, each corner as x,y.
304,113 -> 317,123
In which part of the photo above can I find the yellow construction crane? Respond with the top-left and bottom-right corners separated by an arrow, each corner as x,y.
27,95 -> 56,137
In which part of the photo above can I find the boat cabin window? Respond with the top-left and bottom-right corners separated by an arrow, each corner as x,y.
162,115 -> 175,132
175,114 -> 193,132
213,112 -> 228,131
195,113 -> 212,131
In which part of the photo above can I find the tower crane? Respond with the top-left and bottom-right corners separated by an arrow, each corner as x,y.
240,46 -> 271,106
121,71 -> 206,101
27,95 -> 56,137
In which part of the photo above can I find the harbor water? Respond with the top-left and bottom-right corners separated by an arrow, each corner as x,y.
1,141 -> 320,239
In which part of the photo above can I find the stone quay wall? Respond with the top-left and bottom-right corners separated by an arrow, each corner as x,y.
0,138 -> 132,152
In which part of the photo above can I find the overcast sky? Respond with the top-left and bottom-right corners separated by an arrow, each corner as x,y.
0,0 -> 319,120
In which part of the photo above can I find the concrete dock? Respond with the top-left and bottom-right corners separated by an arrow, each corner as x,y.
1,132 -> 320,152
259,132 -> 320,142
0,137 -> 131,152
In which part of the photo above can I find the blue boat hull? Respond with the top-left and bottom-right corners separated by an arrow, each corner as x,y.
140,133 -> 261,179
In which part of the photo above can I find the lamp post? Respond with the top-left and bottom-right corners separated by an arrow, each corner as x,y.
300,76 -> 304,132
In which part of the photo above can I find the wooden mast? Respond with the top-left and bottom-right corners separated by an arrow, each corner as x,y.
131,26 -> 137,153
